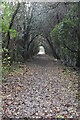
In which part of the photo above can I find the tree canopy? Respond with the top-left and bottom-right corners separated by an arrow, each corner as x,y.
1,1 -> 80,67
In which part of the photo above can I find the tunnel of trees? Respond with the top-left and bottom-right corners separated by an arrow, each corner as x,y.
1,1 -> 80,67
1,2 -> 80,119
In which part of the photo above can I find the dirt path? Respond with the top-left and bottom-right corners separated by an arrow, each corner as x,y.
2,55 -> 79,119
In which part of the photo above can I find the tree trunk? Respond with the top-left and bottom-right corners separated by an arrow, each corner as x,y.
76,50 -> 80,67
76,32 -> 80,67
46,37 -> 60,59
6,2 -> 20,50
76,2 -> 80,67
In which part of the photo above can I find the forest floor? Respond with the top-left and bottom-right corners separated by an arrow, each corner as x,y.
2,55 -> 79,119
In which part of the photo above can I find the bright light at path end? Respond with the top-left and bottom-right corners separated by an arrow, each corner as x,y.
38,46 -> 45,55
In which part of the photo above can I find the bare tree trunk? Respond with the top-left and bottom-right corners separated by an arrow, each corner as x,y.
23,7 -> 34,60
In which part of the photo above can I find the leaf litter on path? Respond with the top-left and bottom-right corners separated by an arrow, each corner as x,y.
2,55 -> 79,119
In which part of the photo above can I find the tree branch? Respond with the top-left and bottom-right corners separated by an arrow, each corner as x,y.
27,34 -> 39,51
63,41 -> 77,53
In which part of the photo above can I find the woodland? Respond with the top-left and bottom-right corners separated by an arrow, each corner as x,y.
1,2 -> 80,67
0,1 -> 80,119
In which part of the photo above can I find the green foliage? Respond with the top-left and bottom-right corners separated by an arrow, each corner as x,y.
2,47 -> 11,81
57,115 -> 64,118
50,4 -> 79,66
1,2 -> 17,38
2,47 -> 11,66
9,29 -> 17,38
2,61 -> 20,81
